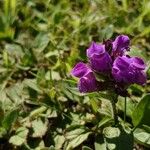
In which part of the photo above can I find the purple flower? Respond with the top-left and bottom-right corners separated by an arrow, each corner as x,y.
71,35 -> 147,94
87,42 -> 112,72
112,35 -> 130,57
71,62 -> 98,93
71,62 -> 89,78
78,72 -> 99,93
112,56 -> 146,85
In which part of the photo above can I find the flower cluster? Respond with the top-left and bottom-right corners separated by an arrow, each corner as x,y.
71,35 -> 146,94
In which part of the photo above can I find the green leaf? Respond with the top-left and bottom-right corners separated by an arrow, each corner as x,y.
24,79 -> 41,92
134,128 -> 150,148
117,96 -> 136,118
48,146 -> 55,150
29,106 -> 47,118
102,25 -> 114,40
98,117 -> 112,128
66,132 -> 91,150
132,94 -> 150,127
32,118 -> 48,138
54,135 -> 65,149
94,135 -> 106,150
66,128 -> 86,139
89,98 -> 99,112
9,127 -> 29,146
65,127 -> 91,150
45,108 -> 57,118
5,43 -> 24,57
0,127 -> 7,138
2,108 -> 19,130
103,126 -> 134,150
33,33 -> 50,53
6,82 -> 24,104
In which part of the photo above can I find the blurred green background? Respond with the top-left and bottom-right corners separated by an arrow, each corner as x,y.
0,0 -> 150,149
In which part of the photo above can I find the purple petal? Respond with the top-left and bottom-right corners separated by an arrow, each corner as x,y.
134,71 -> 147,85
78,72 -> 98,93
89,52 -> 112,72
130,57 -> 146,70
112,55 -> 147,85
113,56 -> 130,70
112,66 -> 130,83
87,42 -> 105,58
71,62 -> 90,78
112,35 -> 130,56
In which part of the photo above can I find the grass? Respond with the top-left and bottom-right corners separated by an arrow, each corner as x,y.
0,0 -> 150,149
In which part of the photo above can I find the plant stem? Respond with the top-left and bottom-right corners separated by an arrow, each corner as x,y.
124,97 -> 127,123
111,97 -> 118,126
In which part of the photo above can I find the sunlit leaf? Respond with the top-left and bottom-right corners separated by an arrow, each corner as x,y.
32,118 -> 48,138
134,128 -> 150,148
9,127 -> 29,146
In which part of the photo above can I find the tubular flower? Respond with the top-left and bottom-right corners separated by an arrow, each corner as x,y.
71,35 -> 147,94
112,35 -> 130,57
87,42 -> 112,73
71,62 -> 89,78
71,62 -> 98,93
112,56 -> 146,85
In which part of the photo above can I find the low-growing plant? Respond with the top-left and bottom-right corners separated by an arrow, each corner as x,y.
71,35 -> 149,150
0,0 -> 150,150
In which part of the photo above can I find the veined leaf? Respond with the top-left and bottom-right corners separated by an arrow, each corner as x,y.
66,132 -> 91,150
32,118 -> 48,138
132,94 -> 150,128
9,127 -> 29,146
134,128 -> 150,148
24,79 -> 41,92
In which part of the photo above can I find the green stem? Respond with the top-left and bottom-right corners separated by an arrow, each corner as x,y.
124,97 -> 127,123
111,97 -> 118,126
